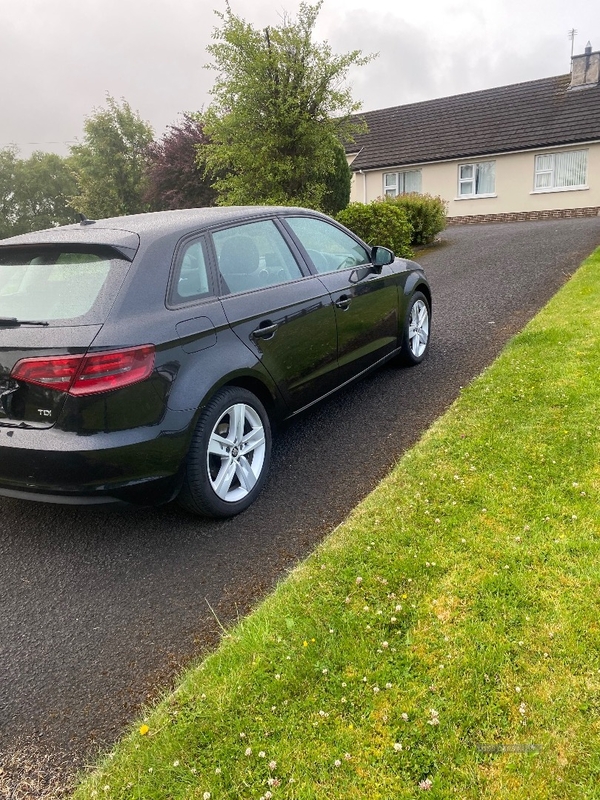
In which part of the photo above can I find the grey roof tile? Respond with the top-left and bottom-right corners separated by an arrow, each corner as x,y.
347,75 -> 600,171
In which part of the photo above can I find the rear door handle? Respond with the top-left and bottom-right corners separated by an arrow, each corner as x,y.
251,321 -> 279,339
335,294 -> 351,310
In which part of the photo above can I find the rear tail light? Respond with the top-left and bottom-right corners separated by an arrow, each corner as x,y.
11,345 -> 156,396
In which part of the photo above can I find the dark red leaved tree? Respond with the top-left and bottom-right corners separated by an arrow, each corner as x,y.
144,114 -> 217,210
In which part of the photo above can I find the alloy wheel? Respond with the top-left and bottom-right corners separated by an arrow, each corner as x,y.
408,299 -> 429,358
206,402 -> 267,502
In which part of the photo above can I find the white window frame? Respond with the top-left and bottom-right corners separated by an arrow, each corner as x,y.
457,161 -> 496,199
383,172 -> 398,196
531,149 -> 588,193
382,170 -> 422,197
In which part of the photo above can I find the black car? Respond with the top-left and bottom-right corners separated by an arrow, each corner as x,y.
0,206 -> 431,517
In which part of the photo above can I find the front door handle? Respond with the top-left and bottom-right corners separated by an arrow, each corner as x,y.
335,294 -> 351,311
251,321 -> 279,339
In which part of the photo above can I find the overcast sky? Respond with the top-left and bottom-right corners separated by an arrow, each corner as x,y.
1,0 -> 599,158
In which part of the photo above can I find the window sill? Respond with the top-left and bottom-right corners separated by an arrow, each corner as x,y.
454,193 -> 497,201
530,185 -> 589,195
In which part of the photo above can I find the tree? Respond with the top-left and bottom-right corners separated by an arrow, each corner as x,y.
0,147 -> 77,238
144,114 -> 217,210
13,152 -> 78,233
0,148 -> 19,239
200,1 -> 373,209
69,95 -> 154,218
321,136 -> 351,215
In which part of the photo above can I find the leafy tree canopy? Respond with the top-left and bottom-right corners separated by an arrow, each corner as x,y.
144,114 -> 217,211
69,95 -> 154,218
0,147 -> 77,239
200,0 -> 373,209
0,148 -> 19,239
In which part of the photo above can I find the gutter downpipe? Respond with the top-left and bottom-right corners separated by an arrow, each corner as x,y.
357,170 -> 367,203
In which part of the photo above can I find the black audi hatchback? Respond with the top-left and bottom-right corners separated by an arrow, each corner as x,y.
0,206 -> 431,517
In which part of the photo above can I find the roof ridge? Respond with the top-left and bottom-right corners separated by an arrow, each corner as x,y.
354,74 -> 570,119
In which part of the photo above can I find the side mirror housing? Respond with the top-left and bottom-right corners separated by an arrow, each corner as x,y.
370,246 -> 395,273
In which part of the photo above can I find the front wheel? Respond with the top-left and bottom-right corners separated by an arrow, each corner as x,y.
399,291 -> 430,366
178,386 -> 272,518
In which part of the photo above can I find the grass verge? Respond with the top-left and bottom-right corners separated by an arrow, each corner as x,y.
75,248 -> 600,800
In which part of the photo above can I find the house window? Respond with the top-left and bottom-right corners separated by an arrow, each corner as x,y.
533,150 -> 588,191
383,170 -> 422,196
458,161 -> 495,197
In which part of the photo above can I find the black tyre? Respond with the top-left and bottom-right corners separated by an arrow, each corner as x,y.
399,291 -> 430,366
178,386 -> 272,518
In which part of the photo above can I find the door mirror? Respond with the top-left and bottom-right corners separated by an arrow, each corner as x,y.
371,246 -> 395,271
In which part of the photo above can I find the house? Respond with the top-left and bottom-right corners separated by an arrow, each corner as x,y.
347,44 -> 600,223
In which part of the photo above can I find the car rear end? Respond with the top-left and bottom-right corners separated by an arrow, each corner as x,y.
0,231 -> 185,506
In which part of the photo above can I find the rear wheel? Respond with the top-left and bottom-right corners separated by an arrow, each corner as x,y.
178,386 -> 272,518
399,291 -> 430,365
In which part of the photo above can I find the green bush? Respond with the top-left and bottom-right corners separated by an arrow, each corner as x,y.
386,193 -> 447,246
336,200 -> 413,258
321,137 -> 351,216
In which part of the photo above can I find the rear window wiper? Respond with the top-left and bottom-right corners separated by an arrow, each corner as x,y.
0,317 -> 49,327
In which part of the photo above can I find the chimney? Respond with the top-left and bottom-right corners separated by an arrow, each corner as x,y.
569,41 -> 600,89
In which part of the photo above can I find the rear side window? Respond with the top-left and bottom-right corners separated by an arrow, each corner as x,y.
0,246 -> 129,325
169,238 -> 212,305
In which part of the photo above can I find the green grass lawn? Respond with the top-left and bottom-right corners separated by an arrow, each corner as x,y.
75,247 -> 600,800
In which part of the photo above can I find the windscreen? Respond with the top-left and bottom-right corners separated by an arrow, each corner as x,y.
0,246 -> 129,325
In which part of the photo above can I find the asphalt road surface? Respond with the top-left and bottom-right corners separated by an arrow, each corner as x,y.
1,218 -> 599,793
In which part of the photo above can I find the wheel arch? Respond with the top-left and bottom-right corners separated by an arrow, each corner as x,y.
218,375 -> 279,421
414,281 -> 432,312
404,275 -> 432,312
187,368 -> 286,431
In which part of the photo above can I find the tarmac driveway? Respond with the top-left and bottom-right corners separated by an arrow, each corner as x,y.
0,216 -> 599,793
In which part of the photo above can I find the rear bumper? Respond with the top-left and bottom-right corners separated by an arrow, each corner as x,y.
0,410 -> 194,506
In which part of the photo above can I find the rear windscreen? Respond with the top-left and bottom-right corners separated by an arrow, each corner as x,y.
0,246 -> 129,325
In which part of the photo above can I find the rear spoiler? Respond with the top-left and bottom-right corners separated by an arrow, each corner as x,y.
0,227 -> 140,262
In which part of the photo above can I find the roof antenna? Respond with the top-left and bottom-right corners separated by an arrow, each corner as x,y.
568,28 -> 578,65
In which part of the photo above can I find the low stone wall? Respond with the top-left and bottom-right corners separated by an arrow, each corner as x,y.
446,207 -> 600,225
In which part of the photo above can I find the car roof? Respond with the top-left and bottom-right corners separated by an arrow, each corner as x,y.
0,206 -> 327,251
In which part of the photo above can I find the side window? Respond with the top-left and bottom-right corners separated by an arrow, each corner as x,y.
458,161 -> 495,197
212,219 -> 303,295
533,150 -> 587,191
383,170 -> 422,196
286,217 -> 371,274
171,238 -> 211,304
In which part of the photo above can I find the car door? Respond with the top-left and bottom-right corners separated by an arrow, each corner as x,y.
211,218 -> 339,413
284,215 -> 400,384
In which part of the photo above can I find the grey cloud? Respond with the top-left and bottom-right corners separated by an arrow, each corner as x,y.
324,13 -> 442,111
0,0 -> 597,157
0,0 -> 273,155
325,8 -> 574,114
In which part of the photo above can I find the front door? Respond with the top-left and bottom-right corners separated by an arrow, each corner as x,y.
283,216 -> 399,383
